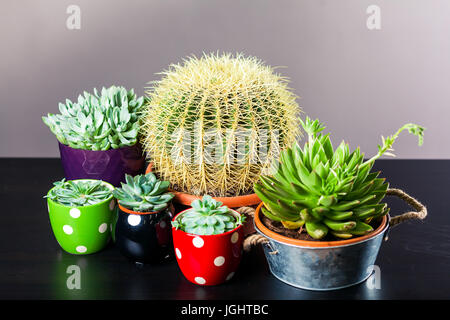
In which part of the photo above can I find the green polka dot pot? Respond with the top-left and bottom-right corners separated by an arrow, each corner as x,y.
47,180 -> 116,255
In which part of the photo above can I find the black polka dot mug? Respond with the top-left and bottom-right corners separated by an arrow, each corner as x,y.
112,203 -> 174,263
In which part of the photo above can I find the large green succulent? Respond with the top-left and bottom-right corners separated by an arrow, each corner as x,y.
45,179 -> 113,207
172,195 -> 245,235
113,173 -> 174,212
254,117 -> 424,240
42,86 -> 144,150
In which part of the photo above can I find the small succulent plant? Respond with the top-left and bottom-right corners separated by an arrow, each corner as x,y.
254,117 -> 425,240
42,86 -> 144,150
113,173 -> 174,212
172,195 -> 245,235
45,179 -> 113,207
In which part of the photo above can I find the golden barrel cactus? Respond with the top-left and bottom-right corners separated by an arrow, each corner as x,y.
141,53 -> 300,197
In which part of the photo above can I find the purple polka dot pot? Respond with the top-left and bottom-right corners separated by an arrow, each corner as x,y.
112,204 -> 174,263
172,209 -> 244,286
47,180 -> 116,255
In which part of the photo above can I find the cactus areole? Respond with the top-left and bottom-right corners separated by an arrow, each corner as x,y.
141,53 -> 300,200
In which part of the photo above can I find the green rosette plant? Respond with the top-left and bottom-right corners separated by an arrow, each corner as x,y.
113,173 -> 174,212
42,85 -> 144,150
254,117 -> 425,240
45,178 -> 112,206
172,195 -> 245,235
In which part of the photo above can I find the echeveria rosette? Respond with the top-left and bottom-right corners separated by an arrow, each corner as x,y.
42,86 -> 144,151
45,179 -> 112,207
254,117 -> 425,240
172,195 -> 245,235
113,173 -> 174,212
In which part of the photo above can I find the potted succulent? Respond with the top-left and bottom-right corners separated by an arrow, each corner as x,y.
112,173 -> 175,263
171,195 -> 245,286
42,85 -> 145,186
45,178 -> 115,254
140,53 -> 300,208
248,117 -> 427,290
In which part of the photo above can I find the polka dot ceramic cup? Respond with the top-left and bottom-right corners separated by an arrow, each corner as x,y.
47,180 -> 115,255
172,209 -> 244,286
113,203 -> 174,263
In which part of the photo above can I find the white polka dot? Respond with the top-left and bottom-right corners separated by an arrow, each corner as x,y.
192,237 -> 204,248
175,248 -> 182,259
109,199 -> 115,211
214,256 -> 225,267
70,208 -> 81,218
226,272 -> 235,281
231,232 -> 239,244
160,220 -> 167,229
195,277 -> 206,285
63,225 -> 73,235
98,223 -> 108,233
76,246 -> 87,253
128,214 -> 141,226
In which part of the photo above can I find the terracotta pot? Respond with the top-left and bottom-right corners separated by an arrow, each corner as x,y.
112,203 -> 174,263
172,208 -> 244,286
145,163 -> 260,208
254,202 -> 389,290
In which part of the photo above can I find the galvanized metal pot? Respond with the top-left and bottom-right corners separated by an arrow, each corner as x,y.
254,203 -> 390,291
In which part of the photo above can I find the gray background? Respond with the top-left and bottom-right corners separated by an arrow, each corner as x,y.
1,0 -> 448,158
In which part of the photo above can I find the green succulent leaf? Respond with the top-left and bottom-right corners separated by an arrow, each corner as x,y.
42,85 -> 144,151
112,173 -> 174,212
171,195 -> 245,235
254,116 -> 425,240
44,178 -> 112,207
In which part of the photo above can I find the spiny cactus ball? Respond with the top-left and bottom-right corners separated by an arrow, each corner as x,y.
141,53 -> 300,197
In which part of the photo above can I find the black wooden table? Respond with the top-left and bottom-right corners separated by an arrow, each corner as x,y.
0,158 -> 449,300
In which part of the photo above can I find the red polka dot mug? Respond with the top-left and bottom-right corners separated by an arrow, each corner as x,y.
172,208 -> 244,286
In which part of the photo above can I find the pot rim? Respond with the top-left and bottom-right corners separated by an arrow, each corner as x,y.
47,179 -> 115,209
58,141 -> 140,152
254,202 -> 389,249
117,202 -> 167,215
172,208 -> 243,238
145,163 -> 261,207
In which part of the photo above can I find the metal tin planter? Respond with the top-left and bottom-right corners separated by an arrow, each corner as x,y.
58,142 -> 145,187
254,203 -> 389,291
47,180 -> 116,255
113,203 -> 173,263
